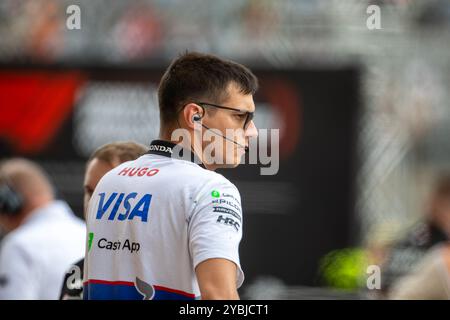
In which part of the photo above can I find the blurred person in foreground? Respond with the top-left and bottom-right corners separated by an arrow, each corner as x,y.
382,174 -> 450,296
0,158 -> 85,299
389,243 -> 450,299
59,141 -> 148,299
84,52 -> 258,300
0,139 -> 13,243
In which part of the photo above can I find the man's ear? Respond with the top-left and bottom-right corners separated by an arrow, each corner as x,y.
183,103 -> 204,129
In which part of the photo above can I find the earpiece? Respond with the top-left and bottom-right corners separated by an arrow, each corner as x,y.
192,114 -> 202,122
0,183 -> 23,216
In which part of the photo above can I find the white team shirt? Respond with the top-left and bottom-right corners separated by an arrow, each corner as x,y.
0,200 -> 86,299
83,140 -> 244,300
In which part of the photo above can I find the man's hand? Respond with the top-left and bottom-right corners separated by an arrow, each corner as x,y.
195,258 -> 240,300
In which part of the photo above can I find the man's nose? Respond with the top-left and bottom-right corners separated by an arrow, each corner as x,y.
245,120 -> 258,138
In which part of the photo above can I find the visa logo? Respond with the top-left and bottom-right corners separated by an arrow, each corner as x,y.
95,192 -> 152,222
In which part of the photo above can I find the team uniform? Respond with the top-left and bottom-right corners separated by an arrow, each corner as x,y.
83,140 -> 244,300
0,200 -> 86,299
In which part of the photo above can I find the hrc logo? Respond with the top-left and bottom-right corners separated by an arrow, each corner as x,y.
95,192 -> 152,222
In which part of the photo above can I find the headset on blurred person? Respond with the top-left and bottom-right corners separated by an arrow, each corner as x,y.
0,176 -> 23,216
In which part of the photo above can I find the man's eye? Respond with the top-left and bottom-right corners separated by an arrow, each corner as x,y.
235,114 -> 246,119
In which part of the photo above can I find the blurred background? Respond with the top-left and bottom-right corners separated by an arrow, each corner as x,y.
1,0 -> 450,299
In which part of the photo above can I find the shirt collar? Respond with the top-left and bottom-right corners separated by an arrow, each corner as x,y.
147,140 -> 205,169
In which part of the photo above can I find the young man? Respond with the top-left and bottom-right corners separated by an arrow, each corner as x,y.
84,52 -> 258,300
60,141 -> 148,299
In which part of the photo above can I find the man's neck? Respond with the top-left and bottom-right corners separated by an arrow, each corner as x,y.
156,132 -> 215,171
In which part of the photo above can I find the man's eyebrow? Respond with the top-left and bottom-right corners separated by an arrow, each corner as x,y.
238,105 -> 255,113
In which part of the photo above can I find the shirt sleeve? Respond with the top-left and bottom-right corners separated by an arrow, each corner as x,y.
188,177 -> 244,288
0,239 -> 39,299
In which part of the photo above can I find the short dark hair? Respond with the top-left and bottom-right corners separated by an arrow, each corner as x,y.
88,141 -> 148,167
157,52 -> 258,126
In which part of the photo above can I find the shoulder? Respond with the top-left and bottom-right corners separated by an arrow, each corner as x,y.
38,201 -> 86,235
184,165 -> 240,198
2,202 -> 84,252
0,230 -> 33,264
